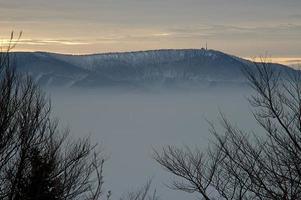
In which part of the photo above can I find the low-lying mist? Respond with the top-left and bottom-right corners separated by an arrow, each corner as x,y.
49,87 -> 258,200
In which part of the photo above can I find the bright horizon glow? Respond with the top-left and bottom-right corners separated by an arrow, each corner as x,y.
0,0 -> 300,59
244,57 -> 301,67
3,36 -> 300,67
6,46 -> 301,67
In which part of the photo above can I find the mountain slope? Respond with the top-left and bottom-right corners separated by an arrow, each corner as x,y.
11,49 -> 292,89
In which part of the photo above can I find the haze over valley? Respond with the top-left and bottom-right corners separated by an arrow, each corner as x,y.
10,48 -> 294,199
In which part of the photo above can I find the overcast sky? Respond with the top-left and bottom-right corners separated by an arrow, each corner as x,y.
0,0 -> 300,59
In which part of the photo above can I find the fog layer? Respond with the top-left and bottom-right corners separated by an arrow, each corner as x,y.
49,87 -> 257,200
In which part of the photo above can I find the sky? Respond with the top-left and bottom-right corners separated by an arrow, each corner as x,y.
0,0 -> 300,64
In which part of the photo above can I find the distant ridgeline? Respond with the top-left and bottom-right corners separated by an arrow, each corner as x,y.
9,49 -> 293,89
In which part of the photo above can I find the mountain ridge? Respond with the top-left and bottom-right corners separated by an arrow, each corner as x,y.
10,49 -> 293,89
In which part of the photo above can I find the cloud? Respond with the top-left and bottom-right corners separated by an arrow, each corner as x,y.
151,33 -> 172,37
0,38 -> 91,46
166,24 -> 301,40
0,32 -> 177,47
289,14 -> 301,19
2,23 -> 300,47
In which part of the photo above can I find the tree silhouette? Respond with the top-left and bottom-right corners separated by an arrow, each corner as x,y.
0,33 -> 106,200
154,60 -> 301,199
